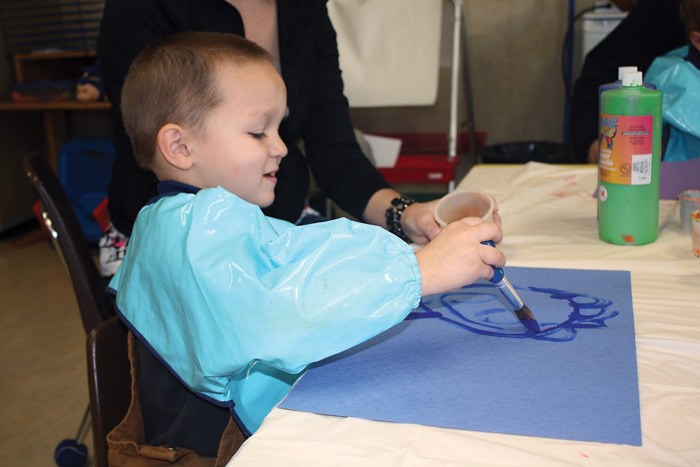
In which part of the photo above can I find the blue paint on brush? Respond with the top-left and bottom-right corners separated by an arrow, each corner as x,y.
482,241 -> 542,333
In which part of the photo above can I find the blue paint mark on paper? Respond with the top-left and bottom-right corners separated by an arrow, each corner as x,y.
280,267 -> 642,446
410,284 -> 619,341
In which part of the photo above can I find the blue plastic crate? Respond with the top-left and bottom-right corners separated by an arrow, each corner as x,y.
57,137 -> 115,244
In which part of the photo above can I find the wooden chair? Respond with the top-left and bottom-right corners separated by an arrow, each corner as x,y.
23,153 -> 115,465
23,153 -> 112,332
24,153 -> 242,464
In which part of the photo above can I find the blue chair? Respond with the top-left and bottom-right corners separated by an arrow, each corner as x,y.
57,137 -> 115,244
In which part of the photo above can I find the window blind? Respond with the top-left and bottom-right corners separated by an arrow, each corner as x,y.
0,0 -> 105,54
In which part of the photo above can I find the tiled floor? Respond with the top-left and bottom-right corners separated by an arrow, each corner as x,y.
0,223 -> 95,465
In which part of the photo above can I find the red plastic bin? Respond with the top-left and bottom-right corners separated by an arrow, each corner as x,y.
374,131 -> 486,185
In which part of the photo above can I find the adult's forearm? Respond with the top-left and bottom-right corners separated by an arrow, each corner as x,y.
362,188 -> 402,227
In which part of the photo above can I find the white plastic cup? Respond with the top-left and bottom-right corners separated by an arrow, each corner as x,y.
434,190 -> 496,227
691,210 -> 700,257
680,189 -> 700,234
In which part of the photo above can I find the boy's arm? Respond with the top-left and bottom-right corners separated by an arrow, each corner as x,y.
112,189 -> 421,383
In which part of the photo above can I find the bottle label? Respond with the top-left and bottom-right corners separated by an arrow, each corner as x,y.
599,114 -> 653,185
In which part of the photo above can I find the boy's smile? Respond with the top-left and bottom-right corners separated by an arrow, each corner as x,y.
185,60 -> 288,208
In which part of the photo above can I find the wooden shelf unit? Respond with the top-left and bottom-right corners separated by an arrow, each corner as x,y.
13,49 -> 98,84
1,49 -> 111,169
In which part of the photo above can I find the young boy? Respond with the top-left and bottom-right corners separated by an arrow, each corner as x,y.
109,32 -> 504,436
645,0 -> 700,161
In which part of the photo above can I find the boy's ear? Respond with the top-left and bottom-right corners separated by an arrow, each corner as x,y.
157,123 -> 193,170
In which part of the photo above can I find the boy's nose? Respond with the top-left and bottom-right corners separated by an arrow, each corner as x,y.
271,135 -> 287,159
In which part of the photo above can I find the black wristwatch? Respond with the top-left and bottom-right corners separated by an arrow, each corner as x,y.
385,195 -> 416,242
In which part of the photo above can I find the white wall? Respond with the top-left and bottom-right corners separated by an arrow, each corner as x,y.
351,1 -> 604,153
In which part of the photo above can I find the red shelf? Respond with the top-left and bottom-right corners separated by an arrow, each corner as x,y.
374,131 -> 487,185
378,154 -> 460,184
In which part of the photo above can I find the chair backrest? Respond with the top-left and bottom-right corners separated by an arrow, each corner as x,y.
23,153 -> 111,334
87,316 -> 130,467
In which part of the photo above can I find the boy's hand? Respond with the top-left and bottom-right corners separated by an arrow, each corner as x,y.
415,218 -> 505,296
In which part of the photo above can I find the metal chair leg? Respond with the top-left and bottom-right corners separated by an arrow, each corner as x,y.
54,404 -> 90,467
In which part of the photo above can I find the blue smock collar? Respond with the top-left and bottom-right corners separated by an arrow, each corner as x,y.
147,180 -> 201,206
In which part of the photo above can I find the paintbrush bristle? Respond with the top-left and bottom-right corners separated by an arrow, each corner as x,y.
515,305 -> 541,333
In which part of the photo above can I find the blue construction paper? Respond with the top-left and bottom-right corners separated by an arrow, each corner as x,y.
280,267 -> 642,446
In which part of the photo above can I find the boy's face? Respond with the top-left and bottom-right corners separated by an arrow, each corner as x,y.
188,60 -> 287,208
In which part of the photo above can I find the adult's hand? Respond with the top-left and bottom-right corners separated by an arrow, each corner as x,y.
401,200 -> 441,245
363,188 -> 441,244
587,140 -> 599,164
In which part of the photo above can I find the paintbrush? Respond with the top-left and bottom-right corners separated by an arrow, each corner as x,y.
482,241 -> 541,332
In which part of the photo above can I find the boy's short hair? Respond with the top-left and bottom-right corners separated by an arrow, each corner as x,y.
121,31 -> 273,170
680,0 -> 700,38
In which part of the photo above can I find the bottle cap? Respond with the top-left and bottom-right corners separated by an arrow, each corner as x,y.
617,66 -> 637,80
622,71 -> 643,87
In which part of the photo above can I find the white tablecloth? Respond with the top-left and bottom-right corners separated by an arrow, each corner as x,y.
229,163 -> 700,466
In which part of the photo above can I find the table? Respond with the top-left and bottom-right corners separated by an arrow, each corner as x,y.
229,162 -> 700,466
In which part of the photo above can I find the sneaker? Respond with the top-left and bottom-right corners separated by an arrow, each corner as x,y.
99,223 -> 128,277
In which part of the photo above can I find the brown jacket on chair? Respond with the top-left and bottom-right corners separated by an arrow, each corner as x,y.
107,333 -> 247,466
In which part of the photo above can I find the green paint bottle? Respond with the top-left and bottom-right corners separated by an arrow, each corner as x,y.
598,71 -> 662,245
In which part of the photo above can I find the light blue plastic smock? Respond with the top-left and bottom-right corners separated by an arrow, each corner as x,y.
645,45 -> 700,162
109,186 -> 421,434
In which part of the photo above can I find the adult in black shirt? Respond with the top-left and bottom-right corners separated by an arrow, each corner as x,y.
569,0 -> 686,163
98,0 -> 441,250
